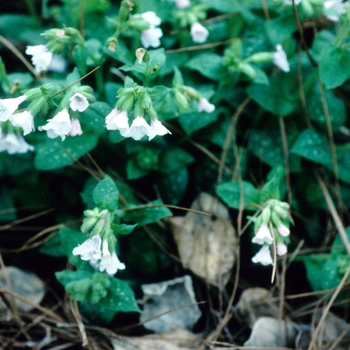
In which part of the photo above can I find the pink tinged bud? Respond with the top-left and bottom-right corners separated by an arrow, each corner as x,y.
190,23 -> 209,44
277,242 -> 288,256
0,95 -> 27,122
198,97 -> 215,113
25,45 -> 53,73
0,132 -> 34,154
252,246 -> 273,266
273,44 -> 290,73
69,118 -> 83,137
277,224 -> 290,237
252,223 -> 273,245
149,119 -> 171,140
10,111 -> 34,135
72,235 -> 102,261
175,0 -> 191,8
129,116 -> 152,141
69,92 -> 89,112
40,108 -> 72,141
105,109 -> 130,137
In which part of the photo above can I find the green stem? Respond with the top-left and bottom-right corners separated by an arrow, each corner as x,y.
24,0 -> 42,27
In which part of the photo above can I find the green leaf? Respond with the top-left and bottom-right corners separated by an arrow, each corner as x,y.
66,68 -> 81,86
260,166 -> 284,202
40,233 -> 65,257
247,77 -> 297,116
81,177 -> 99,209
146,86 -> 170,101
126,158 -> 150,180
158,147 -> 194,173
59,227 -> 93,271
334,144 -> 350,184
110,223 -> 138,235
291,128 -> 332,166
103,41 -> 133,65
34,132 -> 99,171
56,269 -> 92,288
72,45 -> 88,75
81,101 -> 110,133
179,109 -> 220,135
319,45 -> 350,89
93,175 -> 118,212
216,181 -> 260,209
186,53 -> 226,80
123,199 -> 172,225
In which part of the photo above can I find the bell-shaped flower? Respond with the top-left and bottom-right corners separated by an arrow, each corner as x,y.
252,246 -> 273,266
273,44 -> 290,72
198,97 -> 215,113
149,119 -> 171,140
0,132 -> 34,154
175,0 -> 191,8
129,116 -> 153,141
252,223 -> 273,245
277,242 -> 288,256
190,23 -> 209,44
100,251 -> 126,275
69,93 -> 89,112
69,118 -> 83,137
25,45 -> 53,73
40,108 -> 72,141
277,224 -> 290,237
10,111 -> 34,135
140,11 -> 163,48
0,95 -> 27,122
141,11 -> 161,27
141,28 -> 163,48
105,109 -> 130,136
324,0 -> 344,21
72,235 -> 102,261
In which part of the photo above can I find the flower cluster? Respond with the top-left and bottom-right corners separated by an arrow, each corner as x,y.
72,208 -> 125,275
106,110 -> 171,141
251,200 -> 291,266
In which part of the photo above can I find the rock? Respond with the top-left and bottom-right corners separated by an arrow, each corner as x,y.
0,266 -> 45,312
140,275 -> 201,333
244,316 -> 298,348
169,193 -> 237,286
110,329 -> 202,350
234,288 -> 279,328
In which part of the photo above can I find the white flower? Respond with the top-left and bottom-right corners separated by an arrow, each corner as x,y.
141,11 -> 161,27
252,223 -> 273,245
284,0 -> 302,5
277,224 -> 290,237
69,93 -> 89,112
175,0 -> 191,8
129,116 -> 153,141
141,28 -> 163,48
277,242 -> 288,256
0,132 -> 34,154
0,95 -> 27,122
100,251 -> 126,275
198,97 -> 215,113
105,109 -> 130,136
40,108 -> 72,141
324,0 -> 344,21
140,11 -> 163,48
48,54 -> 67,73
25,45 -> 53,73
149,119 -> 172,140
69,118 -> 83,137
72,235 -> 102,261
252,246 -> 273,266
273,44 -> 290,72
10,111 -> 34,135
190,23 -> 209,44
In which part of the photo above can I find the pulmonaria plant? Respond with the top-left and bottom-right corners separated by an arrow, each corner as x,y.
25,45 -> 53,73
190,22 -> 209,43
250,200 -> 291,266
140,11 -> 163,48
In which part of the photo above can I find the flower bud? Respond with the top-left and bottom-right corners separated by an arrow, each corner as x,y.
245,52 -> 273,63
116,94 -> 134,112
261,206 -> 271,224
270,211 -> 282,229
174,90 -> 189,112
135,48 -> 149,64
273,205 -> 289,220
141,92 -> 152,109
81,216 -> 99,233
238,62 -> 256,80
106,37 -> 118,52
147,105 -> 158,119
